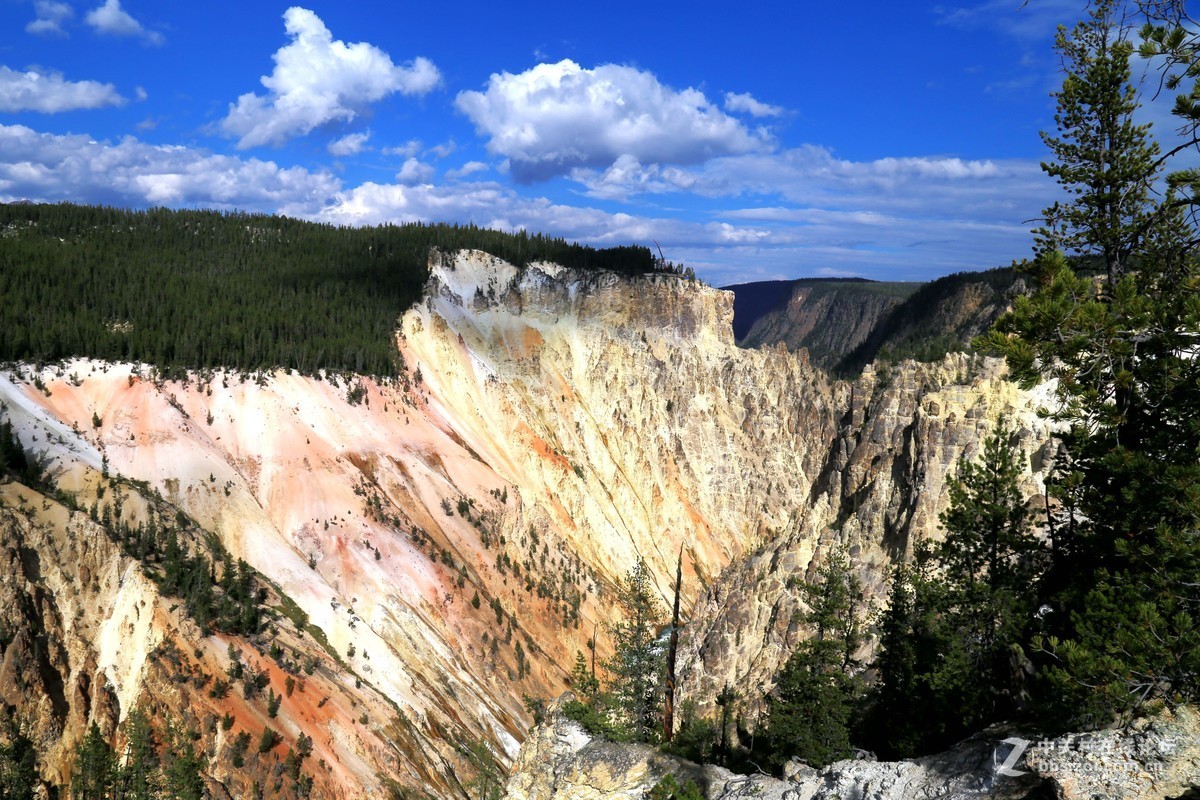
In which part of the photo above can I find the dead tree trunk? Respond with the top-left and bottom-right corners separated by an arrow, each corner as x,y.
663,546 -> 684,742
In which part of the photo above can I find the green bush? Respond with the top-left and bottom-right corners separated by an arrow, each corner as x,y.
647,775 -> 704,800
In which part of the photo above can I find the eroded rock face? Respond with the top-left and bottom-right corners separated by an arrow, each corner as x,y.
0,473 -> 425,799
503,700 -> 1200,800
0,479 -> 146,786
676,356 -> 1058,718
0,251 -> 1058,796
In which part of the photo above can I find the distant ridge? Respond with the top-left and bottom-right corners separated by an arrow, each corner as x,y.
725,267 -> 1020,374
722,277 -> 878,342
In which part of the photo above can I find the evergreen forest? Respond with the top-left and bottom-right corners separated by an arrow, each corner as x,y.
0,203 -> 660,378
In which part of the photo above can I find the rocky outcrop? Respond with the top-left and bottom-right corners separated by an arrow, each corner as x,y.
503,700 -> 1200,800
1025,707 -> 1200,799
503,697 -> 792,800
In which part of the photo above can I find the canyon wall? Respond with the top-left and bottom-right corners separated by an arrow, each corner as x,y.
0,251 -> 1055,797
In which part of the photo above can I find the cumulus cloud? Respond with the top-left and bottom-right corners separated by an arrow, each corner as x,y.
328,131 -> 370,156
570,155 -> 698,200
84,0 -> 163,45
395,158 -> 434,185
427,140 -> 456,159
221,7 -> 441,149
723,92 -> 784,118
455,59 -> 771,182
0,124 -> 339,211
27,1 -> 74,36
0,66 -> 126,113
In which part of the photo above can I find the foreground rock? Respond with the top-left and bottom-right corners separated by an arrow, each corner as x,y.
504,700 -> 1200,800
1024,707 -> 1200,799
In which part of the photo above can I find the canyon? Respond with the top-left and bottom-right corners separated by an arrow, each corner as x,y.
0,250 -> 1059,797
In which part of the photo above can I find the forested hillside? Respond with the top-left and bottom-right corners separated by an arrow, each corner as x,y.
834,266 -> 1020,373
726,278 -> 918,371
725,269 -> 1019,375
0,203 -> 657,377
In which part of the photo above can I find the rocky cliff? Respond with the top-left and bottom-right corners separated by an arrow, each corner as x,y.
0,250 -> 1056,796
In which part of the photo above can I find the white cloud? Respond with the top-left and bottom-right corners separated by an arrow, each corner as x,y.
570,155 -> 698,200
572,144 -> 1029,212
566,145 -> 1052,282
382,140 -> 421,157
84,0 -> 163,45
221,7 -> 441,149
26,1 -> 74,36
395,158 -> 434,185
427,140 -> 456,159
723,91 -> 784,118
0,124 -> 339,211
446,161 -> 489,180
328,131 -> 371,156
0,66 -> 126,113
455,59 -> 771,182
311,178 -> 774,251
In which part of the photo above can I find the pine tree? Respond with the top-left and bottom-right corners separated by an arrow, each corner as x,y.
117,709 -> 160,800
569,651 -> 598,699
71,722 -> 116,800
863,564 -> 929,758
562,650 -> 614,737
978,0 -> 1200,730
0,706 -> 37,800
663,547 -> 684,742
932,420 -> 1043,727
865,422 -> 1042,753
605,559 -> 664,743
763,548 -> 865,769
1036,0 -> 1160,285
161,727 -> 204,800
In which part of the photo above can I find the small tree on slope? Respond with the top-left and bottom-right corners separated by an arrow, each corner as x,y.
763,548 -> 865,770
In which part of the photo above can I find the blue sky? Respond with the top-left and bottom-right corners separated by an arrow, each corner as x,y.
0,0 -> 1173,284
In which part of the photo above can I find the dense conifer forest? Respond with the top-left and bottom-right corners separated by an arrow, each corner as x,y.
0,203 -> 658,377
